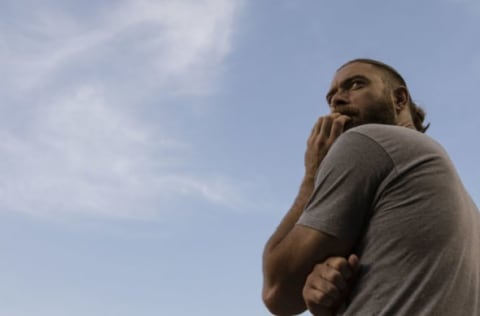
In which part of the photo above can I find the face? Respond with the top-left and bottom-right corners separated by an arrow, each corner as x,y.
326,62 -> 397,130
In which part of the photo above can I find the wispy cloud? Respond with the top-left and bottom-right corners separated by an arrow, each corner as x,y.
0,0 -> 245,219
1,0 -> 240,95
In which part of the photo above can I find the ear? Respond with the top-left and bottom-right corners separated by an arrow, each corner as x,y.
393,86 -> 409,113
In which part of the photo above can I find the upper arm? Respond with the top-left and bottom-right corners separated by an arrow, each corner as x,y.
279,223 -> 352,274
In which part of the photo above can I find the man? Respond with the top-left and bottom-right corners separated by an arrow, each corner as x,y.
262,59 -> 480,315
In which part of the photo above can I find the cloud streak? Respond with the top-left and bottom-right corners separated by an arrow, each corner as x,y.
1,0 -> 240,95
0,0 -> 245,219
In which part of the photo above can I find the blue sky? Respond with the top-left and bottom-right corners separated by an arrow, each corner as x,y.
1,0 -> 479,315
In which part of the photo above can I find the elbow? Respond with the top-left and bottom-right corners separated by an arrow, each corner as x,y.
262,285 -> 304,316
263,286 -> 285,315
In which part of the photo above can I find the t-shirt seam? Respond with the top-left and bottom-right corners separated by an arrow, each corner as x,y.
347,130 -> 398,175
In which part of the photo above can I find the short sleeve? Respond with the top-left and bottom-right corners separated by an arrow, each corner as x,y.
297,131 -> 394,243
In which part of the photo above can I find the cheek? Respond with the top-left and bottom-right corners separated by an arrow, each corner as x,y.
351,91 -> 377,104
360,92 -> 390,109
354,94 -> 395,121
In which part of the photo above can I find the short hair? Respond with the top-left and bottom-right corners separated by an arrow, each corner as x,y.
339,58 -> 430,133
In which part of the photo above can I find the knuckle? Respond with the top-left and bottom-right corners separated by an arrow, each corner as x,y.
330,271 -> 344,283
316,264 -> 330,276
324,283 -> 340,298
332,260 -> 352,278
315,134 -> 327,144
330,257 -> 347,269
302,283 -> 312,297
306,291 -> 328,304
332,119 -> 343,127
317,137 -> 327,146
312,262 -> 324,271
305,272 -> 316,284
325,256 -> 339,264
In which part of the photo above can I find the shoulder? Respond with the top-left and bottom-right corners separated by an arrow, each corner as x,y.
341,124 -> 451,172
327,124 -> 400,157
342,124 -> 436,153
347,124 -> 422,140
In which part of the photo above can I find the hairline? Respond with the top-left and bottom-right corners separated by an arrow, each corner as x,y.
337,59 -> 407,90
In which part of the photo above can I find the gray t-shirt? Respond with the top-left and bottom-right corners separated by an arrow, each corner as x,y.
298,124 -> 480,315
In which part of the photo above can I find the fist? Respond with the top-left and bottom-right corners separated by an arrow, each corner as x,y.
302,254 -> 359,316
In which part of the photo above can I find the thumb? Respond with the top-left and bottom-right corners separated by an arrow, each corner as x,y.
348,254 -> 360,273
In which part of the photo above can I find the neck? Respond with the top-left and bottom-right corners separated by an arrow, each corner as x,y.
397,121 -> 415,129
396,109 -> 416,130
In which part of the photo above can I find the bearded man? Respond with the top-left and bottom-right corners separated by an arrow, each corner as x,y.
262,59 -> 480,315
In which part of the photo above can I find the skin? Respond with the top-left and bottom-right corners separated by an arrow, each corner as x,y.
262,62 -> 415,316
303,255 -> 360,315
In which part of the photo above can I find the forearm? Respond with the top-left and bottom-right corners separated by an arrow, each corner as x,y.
264,175 -> 314,252
262,176 -> 315,315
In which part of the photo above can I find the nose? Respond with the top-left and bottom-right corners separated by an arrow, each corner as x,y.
330,90 -> 349,108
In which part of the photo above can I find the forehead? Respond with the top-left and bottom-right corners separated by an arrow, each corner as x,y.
330,62 -> 384,87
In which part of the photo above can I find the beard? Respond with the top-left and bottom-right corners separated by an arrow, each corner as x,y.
342,96 -> 396,131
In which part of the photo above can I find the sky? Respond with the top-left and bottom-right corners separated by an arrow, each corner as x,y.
0,0 -> 479,315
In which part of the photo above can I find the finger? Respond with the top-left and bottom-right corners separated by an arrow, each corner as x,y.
317,116 -> 333,141
329,115 -> 351,140
325,257 -> 352,280
323,268 -> 348,292
348,254 -> 360,272
307,269 -> 344,300
329,112 -> 342,120
312,279 -> 343,300
308,117 -> 323,145
304,284 -> 338,307
312,263 -> 348,292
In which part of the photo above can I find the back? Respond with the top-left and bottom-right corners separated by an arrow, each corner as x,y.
299,124 -> 480,315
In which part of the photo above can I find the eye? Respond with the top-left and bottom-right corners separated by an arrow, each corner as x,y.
350,79 -> 364,90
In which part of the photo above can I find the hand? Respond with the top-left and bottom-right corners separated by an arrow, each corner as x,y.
304,113 -> 351,179
302,254 -> 359,316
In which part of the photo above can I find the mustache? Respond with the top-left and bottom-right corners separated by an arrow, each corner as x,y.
332,106 -> 360,117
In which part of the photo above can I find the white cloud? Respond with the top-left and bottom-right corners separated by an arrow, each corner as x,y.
1,0 -> 241,95
0,0 -> 245,219
0,84 -> 247,220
